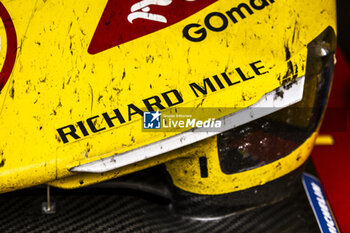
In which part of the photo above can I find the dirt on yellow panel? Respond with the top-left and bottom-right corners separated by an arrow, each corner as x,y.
0,0 -> 336,192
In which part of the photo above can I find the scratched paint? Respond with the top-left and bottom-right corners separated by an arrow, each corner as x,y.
0,0 -> 336,193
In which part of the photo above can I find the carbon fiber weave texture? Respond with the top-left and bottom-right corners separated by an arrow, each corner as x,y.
0,183 -> 319,233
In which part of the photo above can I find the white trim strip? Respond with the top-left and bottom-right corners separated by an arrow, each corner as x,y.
71,76 -> 305,173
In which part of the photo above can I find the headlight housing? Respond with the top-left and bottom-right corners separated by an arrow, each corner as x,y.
166,27 -> 336,217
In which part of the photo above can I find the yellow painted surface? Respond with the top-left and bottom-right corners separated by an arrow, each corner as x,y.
0,0 -> 336,193
315,135 -> 335,146
166,133 -> 318,195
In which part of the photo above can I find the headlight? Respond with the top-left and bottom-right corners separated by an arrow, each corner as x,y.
166,27 -> 336,217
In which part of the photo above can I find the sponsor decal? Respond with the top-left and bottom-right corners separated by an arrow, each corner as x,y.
183,0 -> 276,42
56,60 -> 268,143
0,3 -> 17,92
88,0 -> 277,54
88,0 -> 217,54
302,173 -> 340,233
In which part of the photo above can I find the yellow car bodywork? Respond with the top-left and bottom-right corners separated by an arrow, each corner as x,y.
0,0 -> 336,193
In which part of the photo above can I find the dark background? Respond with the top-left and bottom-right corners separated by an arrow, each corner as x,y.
337,0 -> 350,60
309,1 -> 350,232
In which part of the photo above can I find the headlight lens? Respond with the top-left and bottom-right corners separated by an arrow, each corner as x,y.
218,27 -> 336,174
